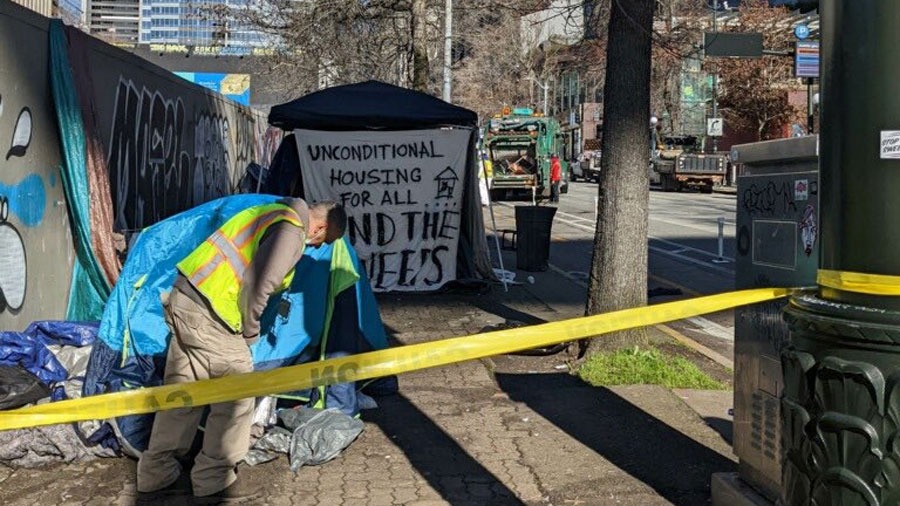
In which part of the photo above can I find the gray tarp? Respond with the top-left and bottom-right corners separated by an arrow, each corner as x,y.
0,425 -> 118,468
245,408 -> 364,471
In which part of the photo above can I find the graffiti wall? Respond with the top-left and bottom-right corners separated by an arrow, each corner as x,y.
74,28 -> 276,233
0,3 -> 75,329
0,1 -> 282,330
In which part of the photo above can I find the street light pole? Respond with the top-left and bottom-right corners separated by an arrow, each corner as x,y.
542,83 -> 548,115
711,0 -> 719,153
781,2 -> 900,504
528,77 -> 549,114
442,0 -> 452,102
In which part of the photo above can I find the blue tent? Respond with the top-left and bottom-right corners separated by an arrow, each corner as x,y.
83,194 -> 387,455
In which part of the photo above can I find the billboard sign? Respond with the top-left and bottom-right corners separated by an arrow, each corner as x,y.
174,72 -> 251,105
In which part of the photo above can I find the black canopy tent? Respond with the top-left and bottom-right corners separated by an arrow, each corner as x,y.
269,80 -> 479,131
264,80 -> 494,290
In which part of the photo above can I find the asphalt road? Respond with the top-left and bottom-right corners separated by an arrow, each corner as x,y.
487,181 -> 739,361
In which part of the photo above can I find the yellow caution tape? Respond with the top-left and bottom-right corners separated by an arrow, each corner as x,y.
0,288 -> 793,431
818,269 -> 900,296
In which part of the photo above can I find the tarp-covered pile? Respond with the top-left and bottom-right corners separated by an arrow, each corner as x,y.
1,194 -> 391,467
0,321 -> 120,466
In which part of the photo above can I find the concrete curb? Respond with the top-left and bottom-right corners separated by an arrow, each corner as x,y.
713,186 -> 738,195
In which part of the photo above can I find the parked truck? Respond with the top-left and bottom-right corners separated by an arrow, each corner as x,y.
482,108 -> 567,200
572,138 -> 602,182
650,135 -> 728,193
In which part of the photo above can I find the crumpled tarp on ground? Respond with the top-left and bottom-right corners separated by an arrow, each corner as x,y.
245,408 -> 364,471
0,321 -> 121,466
0,425 -> 118,468
0,321 -> 98,386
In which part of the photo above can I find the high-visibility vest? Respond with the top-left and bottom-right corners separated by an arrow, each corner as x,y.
176,202 -> 304,333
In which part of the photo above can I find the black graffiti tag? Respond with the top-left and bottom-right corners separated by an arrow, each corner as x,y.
742,181 -> 797,216
107,78 -> 192,231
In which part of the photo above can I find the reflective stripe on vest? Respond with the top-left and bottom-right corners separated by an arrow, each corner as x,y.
176,203 -> 303,333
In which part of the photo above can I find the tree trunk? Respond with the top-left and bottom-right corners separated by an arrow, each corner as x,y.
583,0 -> 655,356
411,0 -> 429,92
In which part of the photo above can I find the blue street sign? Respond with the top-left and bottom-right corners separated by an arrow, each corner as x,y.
795,40 -> 820,78
795,24 -> 810,40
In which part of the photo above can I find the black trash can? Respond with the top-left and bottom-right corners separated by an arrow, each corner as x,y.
515,205 -> 557,272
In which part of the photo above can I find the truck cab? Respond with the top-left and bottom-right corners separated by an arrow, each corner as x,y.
650,135 -> 727,193
482,108 -> 567,200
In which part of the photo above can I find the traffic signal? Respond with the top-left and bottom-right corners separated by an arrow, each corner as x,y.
769,0 -> 818,12
797,0 -> 818,13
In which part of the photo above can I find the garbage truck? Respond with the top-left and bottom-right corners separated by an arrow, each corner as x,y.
481,108 -> 567,201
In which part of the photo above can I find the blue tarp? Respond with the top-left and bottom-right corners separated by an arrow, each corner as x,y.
82,194 -> 387,454
0,321 -> 98,385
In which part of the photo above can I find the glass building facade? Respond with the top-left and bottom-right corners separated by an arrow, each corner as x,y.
139,0 -> 267,54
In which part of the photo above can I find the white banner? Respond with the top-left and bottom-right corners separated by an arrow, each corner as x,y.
295,128 -> 471,291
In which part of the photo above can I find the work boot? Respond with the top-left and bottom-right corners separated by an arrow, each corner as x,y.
194,478 -> 263,505
136,473 -> 193,504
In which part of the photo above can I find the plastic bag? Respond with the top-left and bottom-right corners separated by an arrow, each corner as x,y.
0,366 -> 51,410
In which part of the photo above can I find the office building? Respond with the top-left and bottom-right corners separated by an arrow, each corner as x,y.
11,0 -> 84,26
139,0 -> 267,54
86,0 -> 140,45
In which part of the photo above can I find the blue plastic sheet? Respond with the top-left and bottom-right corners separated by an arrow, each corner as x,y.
0,321 -> 98,384
83,195 -> 387,454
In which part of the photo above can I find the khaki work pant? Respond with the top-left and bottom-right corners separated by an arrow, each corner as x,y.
136,288 -> 254,497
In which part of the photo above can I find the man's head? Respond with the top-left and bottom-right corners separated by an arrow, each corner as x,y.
307,201 -> 347,246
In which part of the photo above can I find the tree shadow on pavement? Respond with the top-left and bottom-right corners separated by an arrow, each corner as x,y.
704,417 -> 734,446
495,373 -> 736,506
364,324 -> 523,505
366,394 -> 524,506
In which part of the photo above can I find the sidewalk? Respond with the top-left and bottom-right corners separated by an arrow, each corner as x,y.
0,269 -> 736,506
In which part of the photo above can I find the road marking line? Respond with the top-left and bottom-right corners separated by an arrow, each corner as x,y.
656,323 -> 734,370
549,262 -> 587,288
687,317 -> 735,342
648,245 -> 734,276
558,207 -> 736,240
648,274 -> 702,297
547,261 -> 735,370
650,236 -> 736,263
649,216 -> 736,236
517,204 -> 737,265
496,203 -> 734,277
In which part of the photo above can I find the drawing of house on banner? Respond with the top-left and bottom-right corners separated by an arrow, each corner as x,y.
434,167 -> 459,200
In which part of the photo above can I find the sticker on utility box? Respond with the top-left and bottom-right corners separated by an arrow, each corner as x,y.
794,179 -> 809,201
881,131 -> 900,159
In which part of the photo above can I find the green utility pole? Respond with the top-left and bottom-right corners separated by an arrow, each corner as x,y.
781,1 -> 900,505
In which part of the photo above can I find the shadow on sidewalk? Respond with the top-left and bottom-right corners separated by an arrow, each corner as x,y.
703,416 -> 733,446
364,325 -> 523,505
366,394 -> 524,506
495,373 -> 735,506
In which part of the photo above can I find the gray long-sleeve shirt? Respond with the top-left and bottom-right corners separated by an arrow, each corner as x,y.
237,198 -> 310,342
175,198 -> 309,344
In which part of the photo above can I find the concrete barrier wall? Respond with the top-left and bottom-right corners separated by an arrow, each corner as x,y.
0,3 -> 74,329
0,0 -> 282,330
70,23 -> 279,233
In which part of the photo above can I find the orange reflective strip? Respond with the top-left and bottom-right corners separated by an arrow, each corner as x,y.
233,209 -> 300,248
208,231 -> 248,278
190,250 -> 224,286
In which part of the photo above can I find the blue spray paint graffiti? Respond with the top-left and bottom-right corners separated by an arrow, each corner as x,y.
0,198 -> 26,312
0,173 -> 46,227
0,93 -> 40,313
